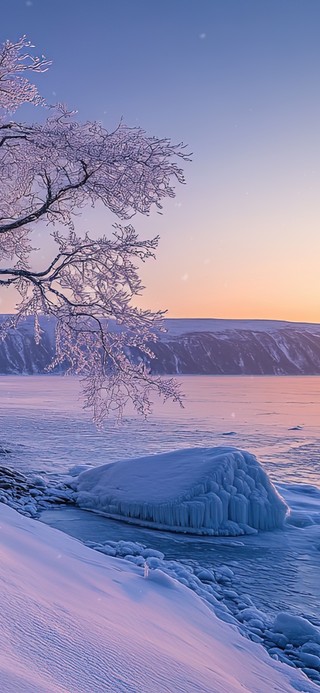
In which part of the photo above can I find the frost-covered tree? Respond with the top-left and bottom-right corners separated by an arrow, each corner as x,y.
0,37 -> 189,424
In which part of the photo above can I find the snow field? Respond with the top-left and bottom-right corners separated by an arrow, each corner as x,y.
0,504 -> 317,693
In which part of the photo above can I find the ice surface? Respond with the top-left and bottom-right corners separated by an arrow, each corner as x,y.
74,447 -> 288,535
0,504 -> 317,693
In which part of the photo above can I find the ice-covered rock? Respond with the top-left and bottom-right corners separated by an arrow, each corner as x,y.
272,613 -> 320,647
74,447 -> 288,535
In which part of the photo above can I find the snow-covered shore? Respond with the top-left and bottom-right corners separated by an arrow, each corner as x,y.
1,378 -> 320,691
2,444 -> 320,687
0,503 -> 317,693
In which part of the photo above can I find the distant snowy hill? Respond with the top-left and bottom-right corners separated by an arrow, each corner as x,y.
1,315 -> 320,375
151,318 -> 320,375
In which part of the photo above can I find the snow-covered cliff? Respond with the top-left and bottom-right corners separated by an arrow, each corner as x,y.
149,319 -> 320,375
1,315 -> 320,375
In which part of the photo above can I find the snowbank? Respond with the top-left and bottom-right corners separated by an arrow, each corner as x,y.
74,447 -> 288,535
0,504 -> 316,693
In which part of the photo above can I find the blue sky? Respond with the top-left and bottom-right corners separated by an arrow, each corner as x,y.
2,0 -> 320,320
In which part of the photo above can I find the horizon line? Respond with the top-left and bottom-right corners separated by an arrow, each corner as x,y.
1,313 -> 320,326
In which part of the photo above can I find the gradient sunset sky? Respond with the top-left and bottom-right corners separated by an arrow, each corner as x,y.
2,0 -> 320,321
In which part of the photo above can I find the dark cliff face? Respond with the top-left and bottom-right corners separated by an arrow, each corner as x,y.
0,328 -> 55,374
1,316 -> 320,375
0,316 -> 58,374
145,329 -> 320,375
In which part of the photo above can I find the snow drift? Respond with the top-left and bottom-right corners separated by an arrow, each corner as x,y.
74,447 -> 288,535
0,504 -> 317,693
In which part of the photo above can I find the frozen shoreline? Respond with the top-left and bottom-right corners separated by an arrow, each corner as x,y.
0,503 -> 318,693
1,376 -> 320,689
2,445 -> 320,687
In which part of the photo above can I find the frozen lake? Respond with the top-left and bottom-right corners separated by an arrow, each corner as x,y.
1,375 -> 320,630
1,374 -> 320,484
